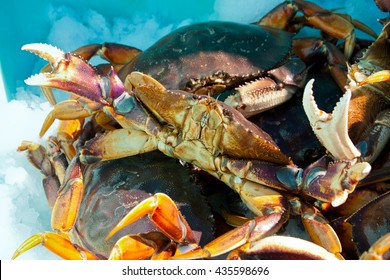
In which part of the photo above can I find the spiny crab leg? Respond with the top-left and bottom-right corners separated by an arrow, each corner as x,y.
302,78 -> 361,161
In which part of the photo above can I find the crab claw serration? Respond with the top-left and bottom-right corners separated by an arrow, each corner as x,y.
21,43 -> 110,106
302,79 -> 361,161
22,43 -> 65,71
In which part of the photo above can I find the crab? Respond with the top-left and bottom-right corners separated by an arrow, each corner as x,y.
36,1 -> 378,132
14,60 -> 372,259
13,136 -> 218,260
14,136 -> 380,260
33,1 -> 378,163
13,1 -> 390,259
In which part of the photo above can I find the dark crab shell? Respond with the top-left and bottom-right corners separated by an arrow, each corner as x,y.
119,21 -> 300,92
71,151 -> 214,259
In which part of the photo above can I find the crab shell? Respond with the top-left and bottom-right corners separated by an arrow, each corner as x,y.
17,13 -> 382,260
71,151 -> 214,259
122,21 -> 305,86
119,21 -> 307,116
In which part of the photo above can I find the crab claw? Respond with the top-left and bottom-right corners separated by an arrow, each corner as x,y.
22,43 -> 125,105
303,79 -> 361,161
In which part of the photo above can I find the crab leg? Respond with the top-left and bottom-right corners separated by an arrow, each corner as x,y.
172,212 -> 287,259
220,197 -> 343,257
39,100 -> 87,160
339,14 -> 378,39
39,98 -> 118,159
22,43 -> 139,157
255,1 -> 297,30
297,1 -> 357,59
13,143 -> 98,259
257,0 -> 377,59
170,179 -> 290,259
80,128 -> 158,163
292,38 -> 348,90
39,100 -> 91,137
106,193 -> 199,245
289,199 -> 342,256
17,141 -> 64,208
71,42 -> 141,72
55,119 -> 84,160
51,155 -> 84,232
22,43 -> 111,155
12,232 -> 99,260
219,155 -> 368,207
24,43 -> 136,142
358,70 -> 390,86
226,236 -> 340,260
109,232 -> 176,260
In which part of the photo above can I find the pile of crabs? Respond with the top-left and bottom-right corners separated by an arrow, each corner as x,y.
13,0 -> 390,260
